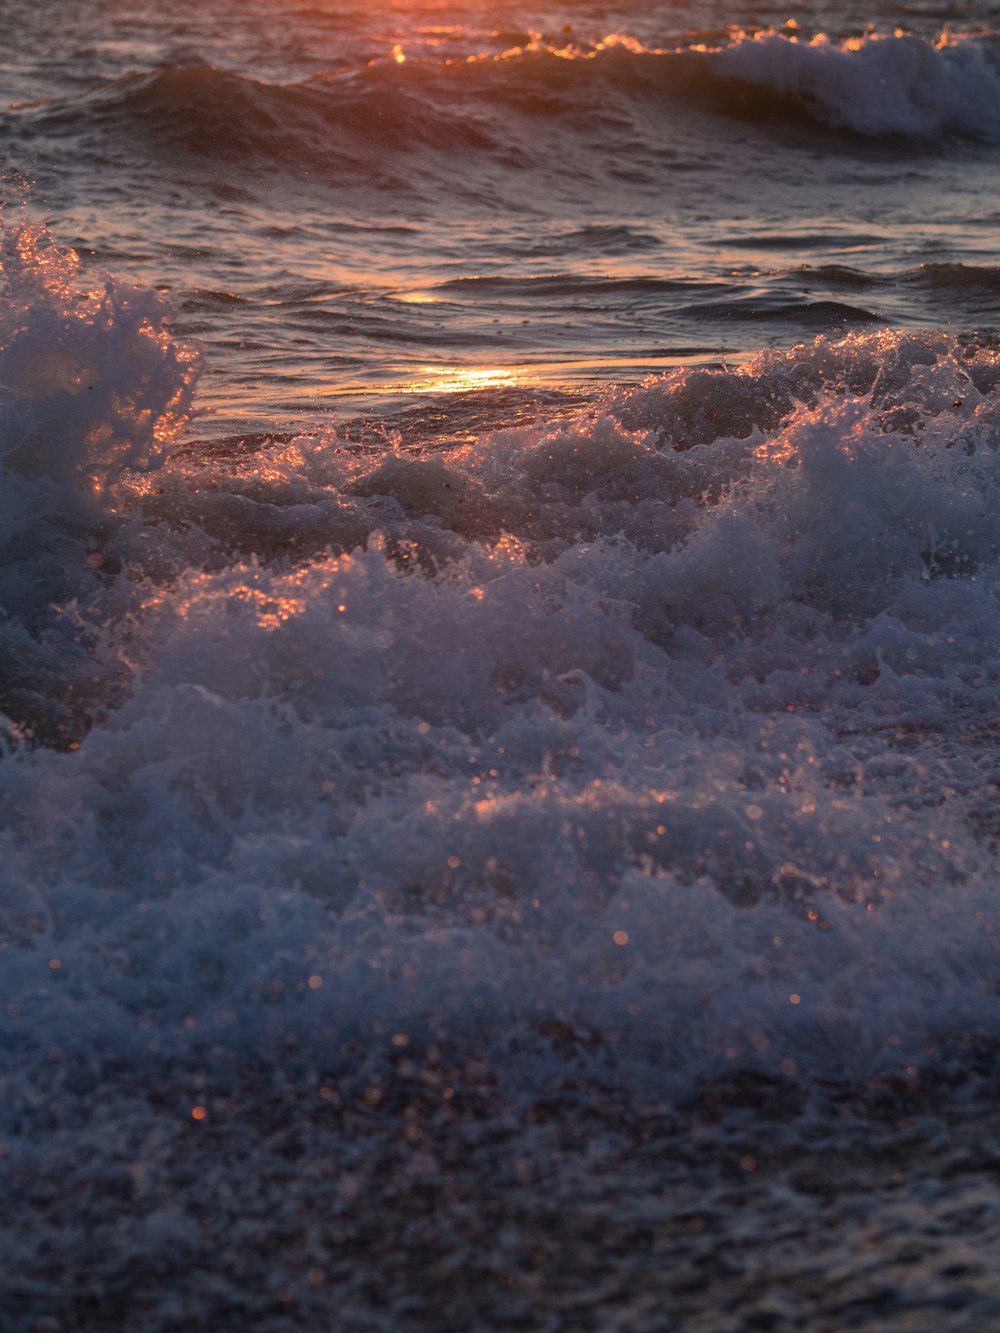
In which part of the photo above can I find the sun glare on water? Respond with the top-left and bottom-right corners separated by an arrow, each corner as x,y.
402,365 -> 523,394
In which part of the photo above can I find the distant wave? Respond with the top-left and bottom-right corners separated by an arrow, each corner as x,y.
18,28 -> 1000,178
29,61 -> 502,170
461,28 -> 1000,143
908,262 -> 1000,293
705,29 -> 1000,140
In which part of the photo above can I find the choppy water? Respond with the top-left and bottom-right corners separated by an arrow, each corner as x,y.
4,1 -> 1000,1329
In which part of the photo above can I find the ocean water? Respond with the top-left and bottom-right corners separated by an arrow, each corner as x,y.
4,1 -> 1000,1328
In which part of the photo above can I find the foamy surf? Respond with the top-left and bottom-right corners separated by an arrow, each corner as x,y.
3,219 -> 1000,1098
2,54 -> 1000,1311
710,28 -> 1000,139
4,0 -> 1000,1316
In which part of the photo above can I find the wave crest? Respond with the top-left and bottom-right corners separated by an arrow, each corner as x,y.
0,219 -> 199,745
707,29 -> 1000,139
25,27 -> 1000,181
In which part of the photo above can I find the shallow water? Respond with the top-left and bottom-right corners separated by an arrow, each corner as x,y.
3,1 -> 1000,1328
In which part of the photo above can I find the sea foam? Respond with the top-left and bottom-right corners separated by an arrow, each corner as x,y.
5,213 -> 1000,1328
3,223 -> 1000,1098
712,29 -> 1000,139
0,219 -> 199,744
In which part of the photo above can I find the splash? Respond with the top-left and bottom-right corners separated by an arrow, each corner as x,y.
0,217 -> 199,503
4,235 -> 1000,1328
0,218 -> 199,744
710,28 -> 1000,138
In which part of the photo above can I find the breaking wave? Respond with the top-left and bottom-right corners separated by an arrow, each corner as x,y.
6,208 -> 1000,1325
709,28 -> 1000,139
1,214 -> 1000,1074
17,27 -> 1000,185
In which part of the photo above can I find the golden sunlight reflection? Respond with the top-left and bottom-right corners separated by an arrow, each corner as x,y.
402,365 -> 522,395
393,290 -> 442,305
374,352 -> 723,403
754,436 -> 797,465
141,560 -> 363,631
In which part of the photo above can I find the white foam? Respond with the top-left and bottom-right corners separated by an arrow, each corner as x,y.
3,230 -> 1000,1163
0,219 -> 198,503
0,220 -> 201,745
713,30 -> 1000,139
